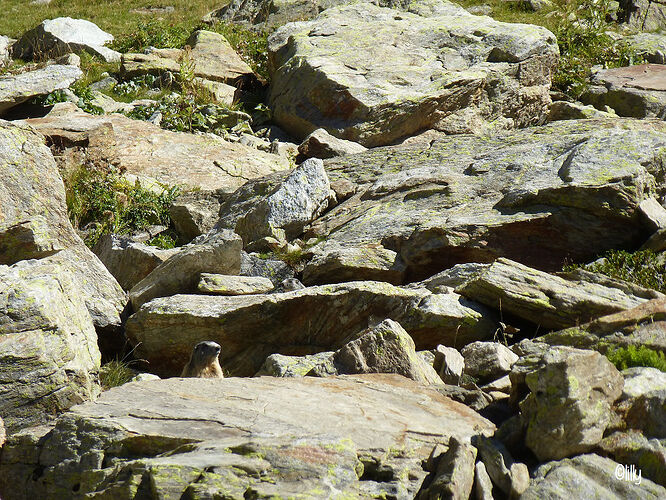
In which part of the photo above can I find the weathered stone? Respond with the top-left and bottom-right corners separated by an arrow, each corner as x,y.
598,431 -> 666,487
0,375 -> 495,499
23,104 -> 291,193
198,273 -> 275,295
547,100 -> 616,121
0,257 -> 101,434
12,17 -> 120,62
616,32 -> 666,65
0,36 -> 12,67
520,347 -> 624,461
255,351 -> 335,376
420,437 -> 476,499
581,64 -> 666,119
433,344 -> 464,384
240,250 -> 295,285
0,64 -> 81,115
521,454 -> 666,499
619,0 -> 666,31
268,2 -> 558,146
481,374 -> 511,394
461,341 -> 518,382
622,366 -> 666,400
433,385 -> 493,411
169,190 -> 224,243
638,197 -> 666,232
93,233 -> 178,291
235,158 -> 330,244
473,436 -> 530,497
298,128 -> 367,160
126,281 -> 497,377
129,229 -> 242,310
325,319 -> 442,385
0,417 -> 5,448
303,119 -> 666,285
625,389 -> 666,438
474,461 -> 494,500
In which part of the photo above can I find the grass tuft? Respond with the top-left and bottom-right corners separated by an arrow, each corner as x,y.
99,359 -> 137,390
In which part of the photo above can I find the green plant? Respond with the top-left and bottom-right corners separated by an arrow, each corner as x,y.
606,345 -> 666,372
99,359 -> 137,390
111,20 -> 191,53
207,21 -> 269,80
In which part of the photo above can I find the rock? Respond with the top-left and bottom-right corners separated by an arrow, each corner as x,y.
12,17 -> 120,62
324,319 -> 442,384
526,0 -> 552,10
0,120 -> 126,346
93,233 -> 178,291
0,257 -> 101,434
0,417 -> 4,448
130,373 -> 160,383
443,258 -> 654,330
0,375 -> 495,499
235,158 -> 331,244
481,374 -> 511,394
520,346 -> 624,461
129,229 -> 242,310
126,281 -> 498,377
461,341 -> 518,382
547,100 -> 616,121
598,431 -> 666,487
616,32 -> 666,64
618,0 -> 666,32
121,30 -> 257,88
521,454 -> 666,499
198,273 -> 275,295
638,197 -> 666,232
0,36 -> 12,67
268,2 -> 558,147
240,250 -> 295,285
0,64 -> 81,115
625,389 -> 666,438
433,345 -> 465,384
473,436 -> 530,497
303,118 -> 666,285
24,104 -> 290,193
621,366 -> 666,400
474,461 -> 494,500
298,128 -> 367,160
169,190 -> 225,243
255,351 -> 335,376
581,64 -> 666,119
420,437 -> 477,499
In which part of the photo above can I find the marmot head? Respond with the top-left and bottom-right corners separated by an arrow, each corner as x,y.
190,341 -> 222,367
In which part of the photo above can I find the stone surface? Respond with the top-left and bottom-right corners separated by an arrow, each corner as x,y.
0,257 -> 101,434
581,64 -> 666,119
621,366 -> 666,400
547,100 -> 616,121
23,104 -> 291,193
0,64 -> 81,115
474,461 -> 494,500
521,454 -> 666,499
461,341 -> 518,382
520,347 -> 624,461
126,280 -> 498,377
638,197 -> 666,232
0,36 -> 12,67
12,17 -> 120,62
129,229 -> 242,310
473,436 -> 530,497
419,437 -> 476,499
298,128 -> 367,160
235,158 -> 331,244
598,431 -> 666,487
169,190 -> 224,243
268,2 -> 558,147
240,250 -> 295,285
433,344 -> 465,384
255,351 -> 335,376
619,0 -> 666,32
198,273 -> 275,295
0,375 -> 495,499
625,389 -> 666,438
616,32 -> 666,64
0,417 -> 4,448
93,233 -> 178,291
302,118 -> 666,285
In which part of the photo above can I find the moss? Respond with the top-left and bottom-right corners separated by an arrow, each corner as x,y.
606,345 -> 666,372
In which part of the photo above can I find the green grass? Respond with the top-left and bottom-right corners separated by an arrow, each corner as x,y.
607,345 -> 666,372
99,359 -> 137,390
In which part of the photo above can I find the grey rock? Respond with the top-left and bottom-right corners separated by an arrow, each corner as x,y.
521,454 -> 666,499
625,389 -> 666,438
0,417 -> 4,448
268,2 -> 558,146
473,436 -> 530,497
0,36 -> 12,67
638,197 -> 666,232
93,233 -> 178,291
0,64 -> 81,115
432,385 -> 493,411
433,345 -> 464,384
240,251 -> 295,285
520,346 -> 624,461
481,374 -> 511,394
0,375 -> 495,499
618,0 -> 666,31
255,351 -> 335,376
129,229 -> 242,310
170,190 -> 225,243
126,281 -> 498,377
198,273 -> 275,295
298,128 -> 367,160
461,341 -> 518,382
597,431 -> 666,487
474,461 -> 494,500
235,158 -> 331,244
130,373 -> 161,383
419,437 -> 476,499
616,32 -> 666,64
621,367 -> 666,400
548,100 -> 616,121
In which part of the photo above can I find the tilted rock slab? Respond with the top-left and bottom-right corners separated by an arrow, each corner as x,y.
268,1 -> 558,146
23,104 -> 291,193
0,64 -> 81,115
0,257 -> 101,434
0,375 -> 494,499
301,118 -> 666,284
126,281 -> 497,376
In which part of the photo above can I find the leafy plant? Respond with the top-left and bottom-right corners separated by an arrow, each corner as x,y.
606,345 -> 666,372
111,20 -> 190,53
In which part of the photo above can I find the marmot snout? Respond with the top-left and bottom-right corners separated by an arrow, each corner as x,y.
181,341 -> 224,378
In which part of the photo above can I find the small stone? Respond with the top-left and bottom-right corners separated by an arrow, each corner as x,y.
433,345 -> 465,384
461,341 -> 518,382
474,461 -> 494,500
198,274 -> 275,295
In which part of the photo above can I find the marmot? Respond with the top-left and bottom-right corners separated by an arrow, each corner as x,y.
181,341 -> 224,378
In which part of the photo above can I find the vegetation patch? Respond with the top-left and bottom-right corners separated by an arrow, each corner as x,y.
99,359 -> 137,390
606,345 -> 666,372
207,22 -> 270,80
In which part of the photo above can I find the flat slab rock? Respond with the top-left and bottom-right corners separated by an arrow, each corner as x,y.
22,104 -> 291,193
0,375 -> 495,500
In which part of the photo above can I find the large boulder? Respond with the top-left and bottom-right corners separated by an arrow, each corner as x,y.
268,1 -> 558,146
618,0 -> 666,32
0,375 -> 495,499
0,64 -> 81,115
301,118 -> 666,285
625,389 -> 666,438
0,257 -> 101,434
23,104 -> 291,194
12,17 -> 120,62
520,347 -> 624,461
126,281 -> 498,377
598,431 -> 666,487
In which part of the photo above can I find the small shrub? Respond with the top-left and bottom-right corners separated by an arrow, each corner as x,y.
99,359 -> 136,390
111,20 -> 190,53
606,345 -> 666,372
